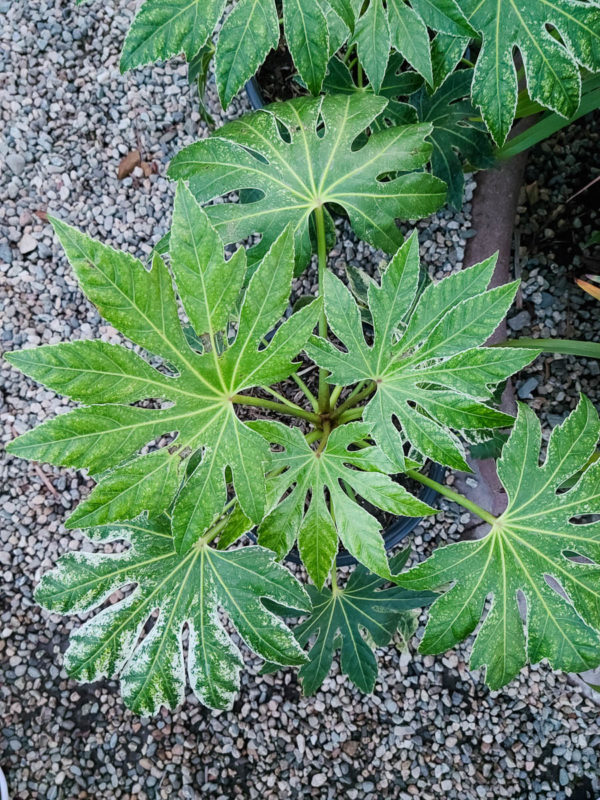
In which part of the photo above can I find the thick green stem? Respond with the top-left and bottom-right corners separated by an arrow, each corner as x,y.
329,385 -> 343,408
332,382 -> 375,419
316,420 -> 331,455
406,469 -> 498,527
336,407 -> 365,424
232,393 -> 320,424
259,385 -> 308,413
314,204 -> 331,414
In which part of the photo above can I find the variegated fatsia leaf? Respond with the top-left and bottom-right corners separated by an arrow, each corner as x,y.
306,231 -> 538,471
113,0 -> 474,106
322,59 -> 494,209
168,93 -> 447,272
248,421 -> 435,586
400,396 -> 600,689
6,184 -> 321,547
430,0 -> 600,145
352,0 -> 475,92
35,515 -> 310,713
262,549 -> 437,694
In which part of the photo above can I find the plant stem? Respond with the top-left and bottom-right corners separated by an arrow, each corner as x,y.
332,381 -> 375,418
336,407 -> 365,424
316,420 -> 331,455
305,429 -> 322,445
232,393 -> 320,424
406,469 -> 498,527
291,372 -> 320,413
314,204 -> 331,414
357,60 -> 364,89
259,384 -> 308,413
201,497 -> 238,545
329,384 -> 343,408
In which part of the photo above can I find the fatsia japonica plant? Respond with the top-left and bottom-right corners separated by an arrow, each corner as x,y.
75,0 -> 600,149
8,82 -> 600,711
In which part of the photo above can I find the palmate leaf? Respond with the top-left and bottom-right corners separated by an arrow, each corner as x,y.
400,396 -> 600,689
322,59 -> 494,208
263,550 -> 437,694
352,0 -> 475,90
118,0 -> 351,106
248,421 -> 435,586
169,93 -> 446,273
6,184 -> 321,546
406,70 -> 495,210
35,515 -> 310,713
306,232 -> 538,471
432,0 -> 600,145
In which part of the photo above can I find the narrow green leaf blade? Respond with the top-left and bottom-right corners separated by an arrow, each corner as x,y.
215,0 -> 279,108
283,0 -> 329,95
65,450 -> 181,530
5,341 -> 170,404
353,1 -> 390,93
387,0 -> 433,84
170,182 -> 246,337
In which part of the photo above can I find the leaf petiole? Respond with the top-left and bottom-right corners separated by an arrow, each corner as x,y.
291,371 -> 320,413
201,497 -> 239,545
329,384 -> 343,409
259,384 -> 311,414
406,469 -> 498,527
232,393 -> 320,423
314,204 -> 331,415
332,381 -> 375,418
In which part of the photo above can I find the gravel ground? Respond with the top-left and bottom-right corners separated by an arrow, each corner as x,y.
2,2 -> 600,799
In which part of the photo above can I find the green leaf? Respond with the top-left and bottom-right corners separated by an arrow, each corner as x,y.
306,233 -> 536,470
188,43 -> 216,126
169,94 -> 446,273
353,1 -> 391,93
429,32 -> 468,89
319,59 -> 491,207
7,196 -> 320,545
65,450 -> 182,530
318,0 -> 351,55
462,0 -> 600,144
283,0 -> 330,95
265,550 -> 437,693
249,420 -> 435,586
327,0 -> 356,30
387,0 -> 433,85
215,0 -> 279,108
498,337 -> 600,360
35,516 -> 309,713
400,396 -> 600,689
4,340 -> 171,404
409,0 -> 476,37
120,0 -> 224,71
170,178 -> 246,337
408,70 -> 495,209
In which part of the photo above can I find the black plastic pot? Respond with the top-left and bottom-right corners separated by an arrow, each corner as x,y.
248,462 -> 445,567
246,77 -> 265,110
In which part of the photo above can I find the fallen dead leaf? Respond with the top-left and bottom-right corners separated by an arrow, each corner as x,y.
118,149 -> 141,180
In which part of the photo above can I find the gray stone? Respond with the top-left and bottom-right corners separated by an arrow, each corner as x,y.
6,153 -> 25,175
508,310 -> 532,331
18,234 -> 37,255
